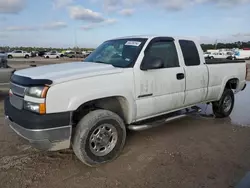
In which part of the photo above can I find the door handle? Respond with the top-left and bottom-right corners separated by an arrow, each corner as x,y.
176,73 -> 185,80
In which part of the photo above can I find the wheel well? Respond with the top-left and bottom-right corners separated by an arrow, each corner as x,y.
225,78 -> 239,90
72,96 -> 130,126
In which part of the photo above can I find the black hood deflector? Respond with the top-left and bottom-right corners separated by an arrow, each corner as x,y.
11,74 -> 53,86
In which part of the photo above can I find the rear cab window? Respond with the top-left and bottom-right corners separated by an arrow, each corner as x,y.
179,40 -> 200,66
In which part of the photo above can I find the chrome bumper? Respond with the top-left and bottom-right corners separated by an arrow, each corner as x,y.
5,116 -> 72,151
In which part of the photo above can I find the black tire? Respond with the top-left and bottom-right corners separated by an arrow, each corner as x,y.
56,56 -> 59,58
212,89 -> 234,118
8,55 -> 13,59
72,109 -> 126,166
210,56 -> 214,59
25,55 -> 29,59
46,56 -> 49,58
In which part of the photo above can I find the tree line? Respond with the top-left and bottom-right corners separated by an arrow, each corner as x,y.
201,41 -> 250,51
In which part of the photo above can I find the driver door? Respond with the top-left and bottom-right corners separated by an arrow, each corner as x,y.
134,37 -> 185,121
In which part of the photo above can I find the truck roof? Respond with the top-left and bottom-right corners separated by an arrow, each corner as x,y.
110,35 -> 199,42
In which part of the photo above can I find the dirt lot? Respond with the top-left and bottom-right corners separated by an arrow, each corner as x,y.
0,60 -> 250,188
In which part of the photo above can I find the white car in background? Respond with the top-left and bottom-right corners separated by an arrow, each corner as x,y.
203,52 -> 212,58
44,51 -> 60,59
7,50 -> 31,59
209,51 -> 232,59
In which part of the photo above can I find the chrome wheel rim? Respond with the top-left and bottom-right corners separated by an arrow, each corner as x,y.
89,124 -> 118,156
223,95 -> 232,113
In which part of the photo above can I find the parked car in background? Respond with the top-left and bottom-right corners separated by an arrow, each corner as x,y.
232,50 -> 250,60
0,67 -> 15,88
0,51 -> 8,68
31,51 -> 38,57
0,51 -> 15,88
208,51 -> 232,59
64,51 -> 85,58
44,51 -> 60,59
203,52 -> 211,59
82,50 -> 93,58
38,50 -> 48,57
7,50 -> 31,59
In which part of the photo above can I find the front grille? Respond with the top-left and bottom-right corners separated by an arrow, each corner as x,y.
10,82 -> 26,97
10,94 -> 23,110
9,82 -> 27,110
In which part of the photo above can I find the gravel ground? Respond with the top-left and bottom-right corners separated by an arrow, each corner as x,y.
0,60 -> 250,188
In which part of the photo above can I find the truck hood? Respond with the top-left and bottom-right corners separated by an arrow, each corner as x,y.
14,62 -> 123,84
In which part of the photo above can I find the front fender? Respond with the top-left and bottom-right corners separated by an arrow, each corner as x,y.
67,89 -> 136,124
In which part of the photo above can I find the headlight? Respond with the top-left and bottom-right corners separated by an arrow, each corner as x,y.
24,101 -> 46,114
25,86 -> 49,98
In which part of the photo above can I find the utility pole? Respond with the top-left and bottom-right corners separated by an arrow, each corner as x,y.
214,39 -> 218,49
74,28 -> 78,50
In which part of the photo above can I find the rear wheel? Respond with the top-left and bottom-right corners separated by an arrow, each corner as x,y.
25,55 -> 29,58
72,109 -> 126,166
8,55 -> 13,59
212,89 -> 234,118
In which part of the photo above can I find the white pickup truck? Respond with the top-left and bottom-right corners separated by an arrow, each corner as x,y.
4,35 -> 247,166
8,50 -> 31,59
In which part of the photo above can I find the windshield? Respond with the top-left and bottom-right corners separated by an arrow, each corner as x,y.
84,38 -> 147,68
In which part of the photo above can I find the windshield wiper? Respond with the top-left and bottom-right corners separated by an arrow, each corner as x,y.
94,60 -> 107,64
91,60 -> 122,68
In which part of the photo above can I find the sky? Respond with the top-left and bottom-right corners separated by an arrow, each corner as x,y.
0,0 -> 250,48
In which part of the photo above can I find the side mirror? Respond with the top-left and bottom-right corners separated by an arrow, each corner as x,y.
141,57 -> 164,70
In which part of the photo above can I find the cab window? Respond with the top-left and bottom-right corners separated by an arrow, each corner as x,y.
143,40 -> 179,68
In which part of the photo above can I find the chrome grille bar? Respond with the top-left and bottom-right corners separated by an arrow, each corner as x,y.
10,82 -> 27,97
9,82 -> 27,110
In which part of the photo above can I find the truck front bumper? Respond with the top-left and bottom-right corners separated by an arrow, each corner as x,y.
4,97 -> 72,151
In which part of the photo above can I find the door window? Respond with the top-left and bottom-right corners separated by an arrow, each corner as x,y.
144,40 -> 179,68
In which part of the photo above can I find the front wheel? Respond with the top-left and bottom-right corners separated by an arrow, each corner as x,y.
72,109 -> 126,166
212,89 -> 234,118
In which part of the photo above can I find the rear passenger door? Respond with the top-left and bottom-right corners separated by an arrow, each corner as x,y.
178,40 -> 209,106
